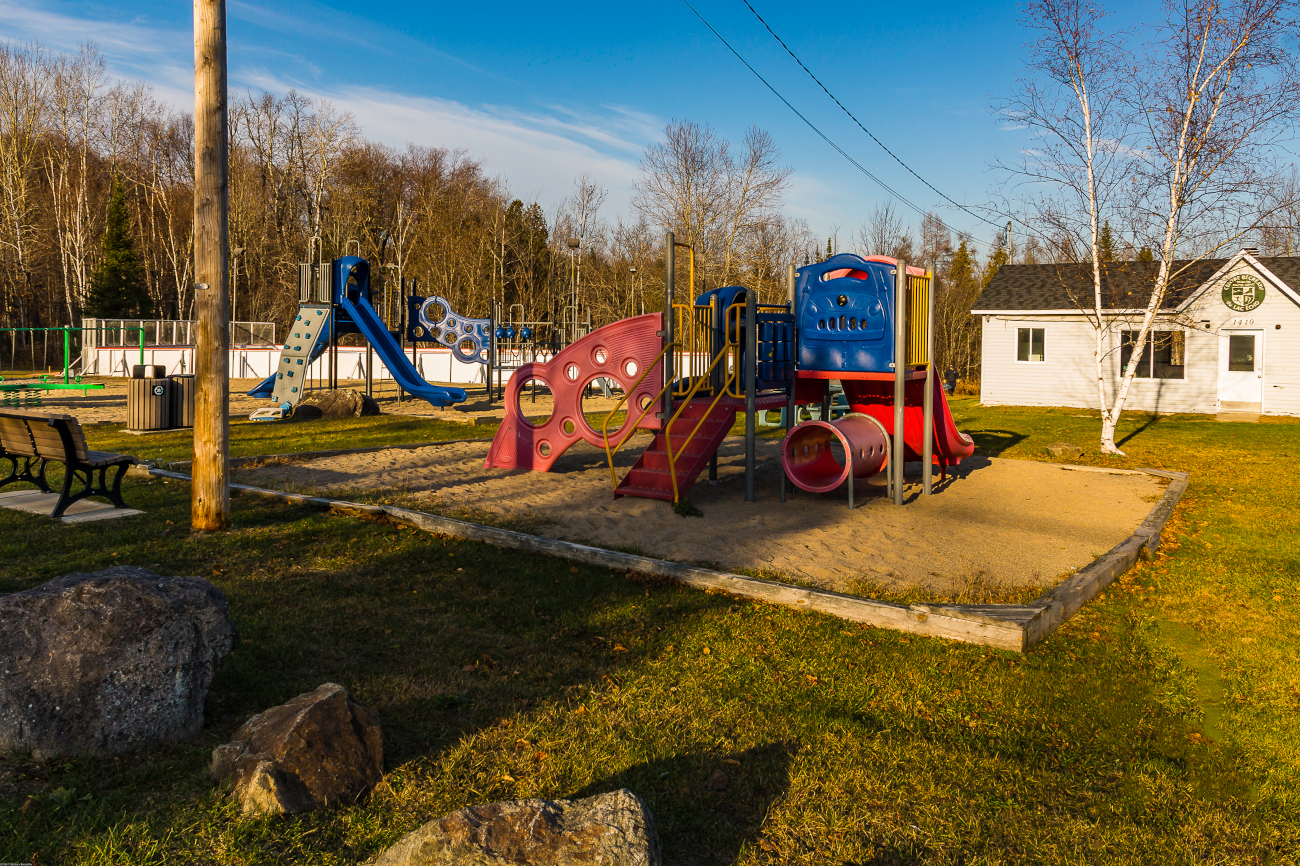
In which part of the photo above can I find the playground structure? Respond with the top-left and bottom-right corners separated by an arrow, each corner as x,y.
485,235 -> 974,506
485,301 -> 593,403
248,252 -> 471,413
1,327 -> 113,407
248,241 -> 596,417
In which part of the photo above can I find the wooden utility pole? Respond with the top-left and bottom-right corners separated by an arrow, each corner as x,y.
192,0 -> 230,530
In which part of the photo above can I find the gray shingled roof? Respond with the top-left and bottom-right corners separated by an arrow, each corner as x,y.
973,256 -> 1300,312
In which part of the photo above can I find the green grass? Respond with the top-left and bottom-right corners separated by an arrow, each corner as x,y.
0,400 -> 1298,864
89,414 -> 494,468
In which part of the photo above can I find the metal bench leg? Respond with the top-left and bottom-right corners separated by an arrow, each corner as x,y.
50,465 -> 85,518
0,455 -> 51,493
104,462 -> 129,509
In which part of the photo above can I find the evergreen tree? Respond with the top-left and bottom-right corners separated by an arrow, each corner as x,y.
983,241 -> 1010,287
1138,246 -> 1155,261
85,176 -> 151,319
950,239 -> 975,287
1096,221 -> 1116,262
825,237 -> 833,260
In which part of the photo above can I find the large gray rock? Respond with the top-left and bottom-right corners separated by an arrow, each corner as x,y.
371,788 -> 660,866
211,682 -> 383,815
294,389 -> 380,420
0,566 -> 237,760
1047,441 -> 1084,459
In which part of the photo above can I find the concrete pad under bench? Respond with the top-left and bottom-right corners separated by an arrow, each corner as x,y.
0,489 -> 143,523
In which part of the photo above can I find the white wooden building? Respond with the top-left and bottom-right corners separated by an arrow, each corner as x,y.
973,249 -> 1300,417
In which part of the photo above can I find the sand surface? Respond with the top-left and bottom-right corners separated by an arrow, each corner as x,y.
237,437 -> 1164,597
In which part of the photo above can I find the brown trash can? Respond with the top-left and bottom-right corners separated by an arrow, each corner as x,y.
169,374 -> 196,428
131,364 -> 167,379
127,378 -> 171,431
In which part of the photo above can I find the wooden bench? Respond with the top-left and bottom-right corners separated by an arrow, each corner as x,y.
0,409 -> 135,518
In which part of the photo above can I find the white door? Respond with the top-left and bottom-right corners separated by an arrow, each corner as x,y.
1218,330 -> 1264,411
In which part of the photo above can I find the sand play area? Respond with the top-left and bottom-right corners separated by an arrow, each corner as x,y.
237,436 -> 1165,597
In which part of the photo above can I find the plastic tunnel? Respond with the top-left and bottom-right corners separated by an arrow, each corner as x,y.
782,414 -> 890,494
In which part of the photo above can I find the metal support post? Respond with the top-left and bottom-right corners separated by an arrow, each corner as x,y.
662,230 -> 675,426
922,267 -> 935,495
893,259 -> 907,505
488,307 -> 496,403
365,342 -> 373,398
782,263 -> 797,502
745,286 -> 757,503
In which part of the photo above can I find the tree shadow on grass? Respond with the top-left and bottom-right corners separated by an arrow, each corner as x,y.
964,429 -> 1025,457
1117,413 -> 1163,447
573,740 -> 798,866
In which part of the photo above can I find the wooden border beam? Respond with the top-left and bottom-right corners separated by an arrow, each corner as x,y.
144,465 -> 1187,652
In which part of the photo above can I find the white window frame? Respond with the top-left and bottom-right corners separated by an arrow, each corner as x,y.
1014,326 -> 1046,364
1119,328 -> 1188,382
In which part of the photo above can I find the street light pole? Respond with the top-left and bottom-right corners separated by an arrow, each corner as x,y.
231,246 -> 244,334
629,266 -> 637,318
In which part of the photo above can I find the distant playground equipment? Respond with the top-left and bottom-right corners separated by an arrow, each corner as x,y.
0,327 -> 108,407
485,302 -> 593,403
485,235 -> 974,507
248,244 -> 470,417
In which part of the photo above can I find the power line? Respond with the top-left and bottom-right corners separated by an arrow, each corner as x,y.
680,0 -> 1001,252
740,0 -> 1005,235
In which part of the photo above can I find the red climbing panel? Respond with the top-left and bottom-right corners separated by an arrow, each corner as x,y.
484,313 -> 666,472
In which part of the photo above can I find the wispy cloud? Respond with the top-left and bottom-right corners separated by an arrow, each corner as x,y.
263,77 -> 652,213
0,1 -> 655,214
0,0 -> 179,58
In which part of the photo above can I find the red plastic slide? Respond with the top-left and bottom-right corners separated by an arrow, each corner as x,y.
841,375 -> 975,474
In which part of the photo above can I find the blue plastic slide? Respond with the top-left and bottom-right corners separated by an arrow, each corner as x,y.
338,293 -> 468,408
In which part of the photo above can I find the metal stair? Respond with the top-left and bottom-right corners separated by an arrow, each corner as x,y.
615,397 -> 737,501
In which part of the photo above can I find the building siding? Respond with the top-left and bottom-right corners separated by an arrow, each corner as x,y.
978,255 -> 1300,416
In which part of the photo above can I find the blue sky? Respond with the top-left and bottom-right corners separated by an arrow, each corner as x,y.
4,0 -> 1073,254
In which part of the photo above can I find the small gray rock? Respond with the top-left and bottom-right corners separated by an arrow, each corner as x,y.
1047,442 -> 1084,459
0,566 -> 237,760
294,389 -> 380,420
212,683 -> 383,815
371,788 -> 660,866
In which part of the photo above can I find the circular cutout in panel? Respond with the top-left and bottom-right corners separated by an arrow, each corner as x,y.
624,358 -> 639,378
517,378 -> 553,428
638,394 -> 653,411
562,418 -> 576,436
565,363 -> 581,382
538,441 -> 552,458
593,346 -> 609,365
581,376 -> 624,436
427,301 -> 449,326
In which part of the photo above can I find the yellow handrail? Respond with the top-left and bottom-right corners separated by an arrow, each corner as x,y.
663,344 -> 738,503
602,341 -> 679,490
662,302 -> 744,502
